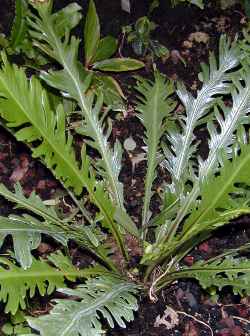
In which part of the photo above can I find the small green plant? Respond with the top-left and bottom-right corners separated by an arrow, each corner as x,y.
1,0 -> 250,335
81,0 -> 144,110
0,0 -> 49,67
124,16 -> 169,59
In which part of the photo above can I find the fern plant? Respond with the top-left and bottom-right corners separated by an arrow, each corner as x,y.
0,0 -> 250,335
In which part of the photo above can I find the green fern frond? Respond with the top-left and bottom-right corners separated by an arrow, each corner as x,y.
27,1 -> 124,208
135,72 -> 176,235
160,44 -> 250,246
143,142 -> 250,266
180,143 -> 250,240
176,257 -> 250,296
164,36 -> 240,197
27,276 -> 138,336
199,70 -> 250,181
0,54 -> 85,195
0,183 -> 116,270
0,252 -> 94,315
0,54 -> 127,262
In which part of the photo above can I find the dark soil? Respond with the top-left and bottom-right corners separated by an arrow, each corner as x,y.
1,0 -> 250,335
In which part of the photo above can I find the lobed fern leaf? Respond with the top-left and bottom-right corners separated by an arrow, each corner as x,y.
164,36 -> 240,197
0,183 -> 115,270
199,69 -> 250,181
27,1 -> 124,208
160,44 -> 250,245
164,142 -> 250,264
135,72 -> 176,235
27,276 -> 138,336
180,143 -> 250,239
142,142 -> 250,265
0,252 -> 92,315
0,53 -> 127,261
180,257 -> 250,296
0,54 -> 86,195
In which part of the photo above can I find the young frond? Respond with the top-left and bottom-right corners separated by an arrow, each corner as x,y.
136,72 -> 176,234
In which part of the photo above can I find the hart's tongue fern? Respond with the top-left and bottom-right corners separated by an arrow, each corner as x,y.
0,1 -> 250,335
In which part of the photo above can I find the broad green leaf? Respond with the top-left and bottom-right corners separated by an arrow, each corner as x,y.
84,0 -> 100,66
93,75 -> 126,110
28,276 -> 138,336
92,58 -> 145,72
92,36 -> 118,63
53,3 -> 82,38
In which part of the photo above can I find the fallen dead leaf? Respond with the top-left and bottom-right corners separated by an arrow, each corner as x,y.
154,306 -> 179,330
189,31 -> 210,44
10,155 -> 29,182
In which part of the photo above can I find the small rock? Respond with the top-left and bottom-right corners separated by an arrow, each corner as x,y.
183,40 -> 193,49
124,137 -> 137,151
188,31 -> 210,44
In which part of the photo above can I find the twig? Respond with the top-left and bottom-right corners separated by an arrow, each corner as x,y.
118,32 -> 125,58
177,310 -> 214,336
149,258 -> 175,302
232,315 -> 250,325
